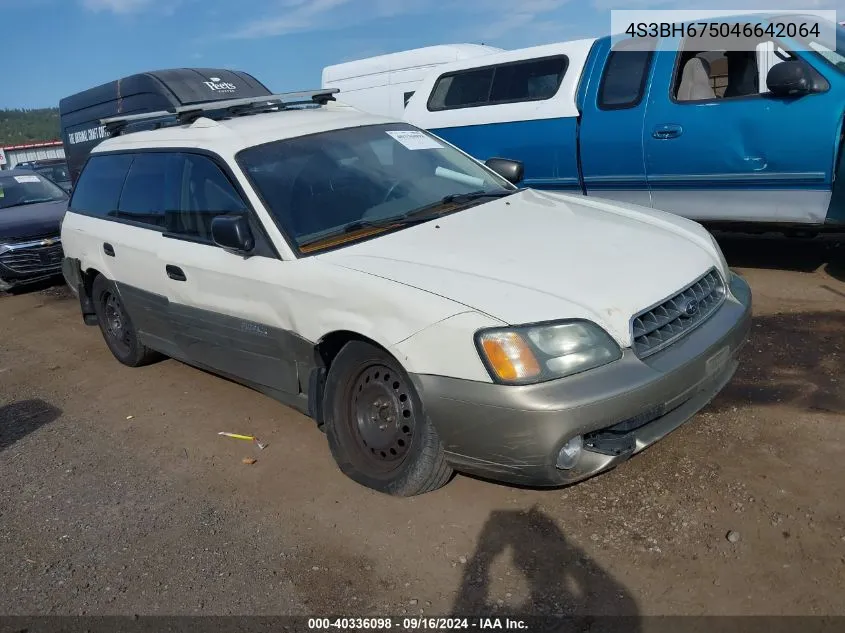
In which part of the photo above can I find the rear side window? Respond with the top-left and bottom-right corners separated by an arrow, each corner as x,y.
428,56 -> 568,111
598,39 -> 655,110
69,154 -> 133,216
116,153 -> 181,228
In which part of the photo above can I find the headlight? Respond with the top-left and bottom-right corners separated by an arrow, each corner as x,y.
475,320 -> 622,385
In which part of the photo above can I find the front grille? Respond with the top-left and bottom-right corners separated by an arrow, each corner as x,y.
631,268 -> 726,358
0,238 -> 63,274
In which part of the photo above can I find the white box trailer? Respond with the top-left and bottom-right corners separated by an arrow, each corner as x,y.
321,44 -> 502,118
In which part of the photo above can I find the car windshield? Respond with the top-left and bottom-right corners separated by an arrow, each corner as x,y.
796,19 -> 845,72
0,173 -> 68,209
237,123 -> 515,253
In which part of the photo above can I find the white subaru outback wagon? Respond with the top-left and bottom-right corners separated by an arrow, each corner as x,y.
61,91 -> 752,496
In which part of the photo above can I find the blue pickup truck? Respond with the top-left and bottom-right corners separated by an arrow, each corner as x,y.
403,15 -> 845,234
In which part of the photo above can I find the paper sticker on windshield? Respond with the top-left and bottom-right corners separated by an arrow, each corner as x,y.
386,130 -> 443,151
14,175 -> 40,184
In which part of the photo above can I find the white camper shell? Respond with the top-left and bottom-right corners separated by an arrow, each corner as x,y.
321,44 -> 502,118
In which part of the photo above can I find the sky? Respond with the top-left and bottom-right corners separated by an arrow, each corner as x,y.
2,0 -> 844,109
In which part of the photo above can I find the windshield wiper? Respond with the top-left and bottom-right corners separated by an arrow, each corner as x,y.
299,215 -> 431,248
440,189 -> 517,204
299,190 -> 517,250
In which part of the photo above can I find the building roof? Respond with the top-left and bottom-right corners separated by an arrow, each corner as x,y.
0,140 -> 63,151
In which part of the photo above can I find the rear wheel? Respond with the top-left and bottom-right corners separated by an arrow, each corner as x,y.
323,341 -> 453,496
91,275 -> 160,367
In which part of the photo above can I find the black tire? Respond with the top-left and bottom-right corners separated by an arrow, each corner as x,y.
323,341 -> 453,496
91,275 -> 160,367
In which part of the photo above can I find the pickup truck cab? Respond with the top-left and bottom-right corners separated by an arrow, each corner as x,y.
404,14 -> 845,233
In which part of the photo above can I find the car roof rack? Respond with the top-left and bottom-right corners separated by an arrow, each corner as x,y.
100,88 -> 339,136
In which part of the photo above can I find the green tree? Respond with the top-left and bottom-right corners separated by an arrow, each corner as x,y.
0,108 -> 61,146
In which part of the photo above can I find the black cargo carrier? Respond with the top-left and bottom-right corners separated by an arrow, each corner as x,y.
59,68 -> 272,184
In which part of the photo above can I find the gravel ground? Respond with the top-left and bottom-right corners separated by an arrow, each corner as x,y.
0,233 -> 843,618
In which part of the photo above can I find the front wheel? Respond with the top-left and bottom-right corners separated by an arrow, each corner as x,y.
323,341 -> 453,496
91,275 -> 161,367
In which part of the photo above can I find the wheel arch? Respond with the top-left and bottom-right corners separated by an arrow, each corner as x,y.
74,263 -> 104,326
309,329 -> 401,428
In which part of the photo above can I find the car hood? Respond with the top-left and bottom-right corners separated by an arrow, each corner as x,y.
0,200 -> 68,241
318,189 -> 725,347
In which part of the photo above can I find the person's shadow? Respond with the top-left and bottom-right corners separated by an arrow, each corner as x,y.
452,507 -> 639,630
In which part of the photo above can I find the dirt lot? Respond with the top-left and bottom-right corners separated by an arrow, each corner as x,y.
1,234 -> 844,618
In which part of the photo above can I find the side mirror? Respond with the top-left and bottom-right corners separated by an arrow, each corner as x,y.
485,158 -> 524,185
211,215 -> 255,254
766,60 -> 827,97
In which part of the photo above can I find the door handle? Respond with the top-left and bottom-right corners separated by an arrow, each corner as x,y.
103,243 -> 115,257
166,265 -> 187,282
744,156 -> 768,171
652,124 -> 683,140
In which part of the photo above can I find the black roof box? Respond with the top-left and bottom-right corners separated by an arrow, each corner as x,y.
60,68 -> 273,184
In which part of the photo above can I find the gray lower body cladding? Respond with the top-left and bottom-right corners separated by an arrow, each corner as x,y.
411,273 -> 753,487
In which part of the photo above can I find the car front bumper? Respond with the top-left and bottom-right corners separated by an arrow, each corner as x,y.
410,272 -> 752,487
0,237 -> 64,288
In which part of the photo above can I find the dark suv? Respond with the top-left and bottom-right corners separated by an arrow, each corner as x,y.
0,169 -> 68,292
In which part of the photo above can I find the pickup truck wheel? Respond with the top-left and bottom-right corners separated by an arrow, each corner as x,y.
91,275 -> 160,367
323,341 -> 453,496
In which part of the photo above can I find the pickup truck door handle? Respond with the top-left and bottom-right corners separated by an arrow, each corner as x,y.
744,156 -> 768,171
103,243 -> 115,257
652,124 -> 684,140
165,265 -> 187,282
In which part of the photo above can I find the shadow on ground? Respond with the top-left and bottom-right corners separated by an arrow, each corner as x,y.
0,276 -> 69,298
0,399 -> 62,452
710,310 -> 845,414
714,232 -> 845,281
452,506 -> 640,623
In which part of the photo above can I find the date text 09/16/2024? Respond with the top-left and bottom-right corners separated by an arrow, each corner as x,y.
307,617 -> 528,630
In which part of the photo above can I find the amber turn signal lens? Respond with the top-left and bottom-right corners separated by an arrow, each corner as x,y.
479,331 -> 541,382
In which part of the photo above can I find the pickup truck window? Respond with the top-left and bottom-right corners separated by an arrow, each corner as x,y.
674,38 -> 790,102
598,39 -> 655,110
427,56 -> 568,111
804,24 -> 845,73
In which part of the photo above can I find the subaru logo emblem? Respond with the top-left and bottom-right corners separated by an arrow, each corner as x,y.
683,299 -> 699,316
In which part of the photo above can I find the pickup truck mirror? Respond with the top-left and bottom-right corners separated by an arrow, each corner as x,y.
766,60 -> 827,97
485,158 -> 525,185
211,214 -> 255,254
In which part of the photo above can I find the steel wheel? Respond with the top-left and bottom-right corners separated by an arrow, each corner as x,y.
349,363 -> 415,472
91,275 -> 161,368
102,291 -> 132,355
323,341 -> 453,496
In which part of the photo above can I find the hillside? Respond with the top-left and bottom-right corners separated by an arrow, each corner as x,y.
0,108 -> 61,145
